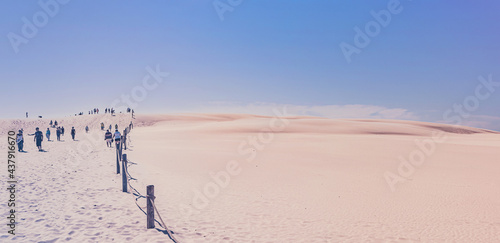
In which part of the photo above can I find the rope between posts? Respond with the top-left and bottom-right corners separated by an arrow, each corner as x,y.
150,198 -> 179,243
125,161 -> 143,198
124,158 -> 179,242
126,165 -> 147,212
119,125 -> 179,243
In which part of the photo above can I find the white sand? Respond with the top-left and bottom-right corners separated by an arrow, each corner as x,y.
1,113 -> 499,242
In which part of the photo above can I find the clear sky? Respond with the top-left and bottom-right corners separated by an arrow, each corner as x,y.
1,0 -> 499,130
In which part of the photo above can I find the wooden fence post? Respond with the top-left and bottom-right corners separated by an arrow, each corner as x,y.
147,185 -> 155,229
118,137 -> 123,163
116,142 -> 120,174
122,154 -> 127,192
123,129 -> 127,150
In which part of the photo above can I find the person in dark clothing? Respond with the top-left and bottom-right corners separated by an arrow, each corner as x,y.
16,130 -> 24,152
46,128 -> 51,141
34,127 -> 43,151
61,126 -> 65,136
56,127 -> 61,141
104,130 -> 113,147
71,127 -> 76,140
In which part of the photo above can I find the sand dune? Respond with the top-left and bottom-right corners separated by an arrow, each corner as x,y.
131,114 -> 500,242
1,113 -> 499,242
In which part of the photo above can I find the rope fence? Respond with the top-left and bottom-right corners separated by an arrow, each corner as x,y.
114,125 -> 180,243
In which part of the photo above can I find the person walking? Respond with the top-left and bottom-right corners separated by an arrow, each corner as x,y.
46,128 -> 51,141
56,127 -> 61,141
34,127 -> 43,151
105,130 -> 113,147
85,125 -> 89,133
50,120 -> 53,126
16,130 -> 24,152
61,126 -> 65,136
113,129 -> 121,147
101,122 -> 104,130
54,120 -> 58,126
109,124 -> 112,131
71,127 -> 76,140
115,124 -> 118,130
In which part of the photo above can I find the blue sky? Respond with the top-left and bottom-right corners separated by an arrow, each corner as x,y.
1,0 -> 499,130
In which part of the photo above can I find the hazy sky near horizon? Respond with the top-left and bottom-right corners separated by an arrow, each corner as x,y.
1,1 -> 499,130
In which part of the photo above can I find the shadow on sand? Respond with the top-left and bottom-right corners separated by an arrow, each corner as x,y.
155,228 -> 177,242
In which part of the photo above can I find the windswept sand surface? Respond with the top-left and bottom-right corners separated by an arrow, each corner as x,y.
1,113 -> 500,242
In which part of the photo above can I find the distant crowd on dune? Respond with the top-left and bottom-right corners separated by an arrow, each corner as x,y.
75,107 -> 134,116
24,107 -> 135,118
16,107 -> 134,153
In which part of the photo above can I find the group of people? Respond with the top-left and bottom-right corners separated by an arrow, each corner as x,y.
47,121 -> 67,141
15,125 -> 130,152
16,127 -> 46,152
105,108 -> 115,115
89,108 -> 100,115
126,108 -> 135,119
103,121 -> 134,148
49,120 -> 58,127
15,121 -> 78,152
74,107 -> 111,116
55,126 -> 65,141
99,122 -> 120,131
15,108 -> 135,152
28,107 -> 133,119
104,129 -> 122,148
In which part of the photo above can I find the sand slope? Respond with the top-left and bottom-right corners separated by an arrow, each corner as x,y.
1,113 -> 499,242
128,114 -> 500,242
